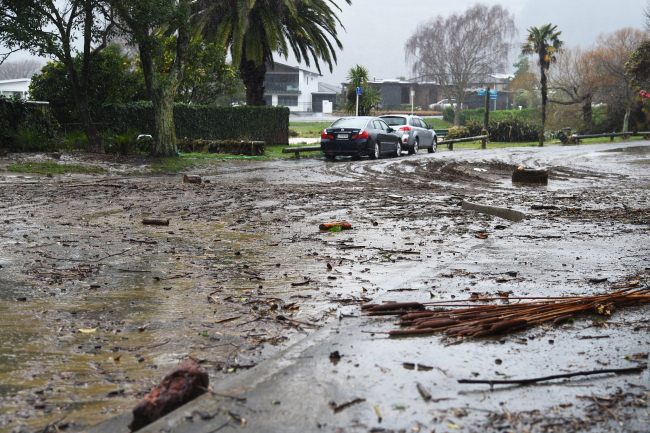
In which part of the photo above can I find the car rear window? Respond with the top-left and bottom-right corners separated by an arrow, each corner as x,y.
382,117 -> 407,126
330,118 -> 368,128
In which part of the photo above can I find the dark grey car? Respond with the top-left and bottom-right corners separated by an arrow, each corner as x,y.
321,117 -> 402,159
379,115 -> 437,154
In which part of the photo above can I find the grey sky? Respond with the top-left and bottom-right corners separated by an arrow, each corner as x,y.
5,0 -> 646,87
282,0 -> 647,86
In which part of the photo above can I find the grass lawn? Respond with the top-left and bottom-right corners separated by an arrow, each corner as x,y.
6,161 -> 107,176
422,118 -> 452,129
289,122 -> 332,138
443,135 -> 648,149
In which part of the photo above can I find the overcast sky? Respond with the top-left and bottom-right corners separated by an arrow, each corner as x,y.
5,0 -> 647,86
282,0 -> 647,86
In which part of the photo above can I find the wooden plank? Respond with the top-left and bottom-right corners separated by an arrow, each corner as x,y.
281,146 -> 321,154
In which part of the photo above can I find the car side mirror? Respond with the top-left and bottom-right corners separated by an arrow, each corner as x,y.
427,124 -> 432,129
387,127 -> 394,133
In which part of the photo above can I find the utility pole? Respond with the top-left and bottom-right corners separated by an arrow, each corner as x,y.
483,86 -> 490,149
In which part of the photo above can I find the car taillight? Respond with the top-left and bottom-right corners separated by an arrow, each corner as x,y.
399,126 -> 411,131
351,129 -> 369,140
321,130 -> 334,139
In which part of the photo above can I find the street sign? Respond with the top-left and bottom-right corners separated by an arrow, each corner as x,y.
478,90 -> 486,96
356,87 -> 362,95
489,90 -> 498,96
490,95 -> 497,100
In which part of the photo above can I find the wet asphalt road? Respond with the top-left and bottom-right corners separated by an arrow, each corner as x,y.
81,142 -> 650,433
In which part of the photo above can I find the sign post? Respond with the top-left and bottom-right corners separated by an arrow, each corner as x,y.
356,87 -> 361,117
411,90 -> 415,114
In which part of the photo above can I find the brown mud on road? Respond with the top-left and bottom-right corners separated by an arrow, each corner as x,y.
0,143 -> 649,432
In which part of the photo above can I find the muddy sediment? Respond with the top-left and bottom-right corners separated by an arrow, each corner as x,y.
0,143 -> 649,432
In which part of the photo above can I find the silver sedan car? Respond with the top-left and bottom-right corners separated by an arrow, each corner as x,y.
379,115 -> 437,154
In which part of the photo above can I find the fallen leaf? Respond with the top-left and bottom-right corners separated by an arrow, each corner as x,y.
79,328 -> 98,334
447,424 -> 460,429
476,234 -> 488,239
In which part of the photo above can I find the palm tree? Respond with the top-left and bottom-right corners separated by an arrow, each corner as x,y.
195,0 -> 350,106
344,65 -> 380,115
522,24 -> 564,146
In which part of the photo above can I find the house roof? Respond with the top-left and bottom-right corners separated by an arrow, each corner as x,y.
0,78 -> 31,84
267,61 -> 321,76
317,82 -> 339,93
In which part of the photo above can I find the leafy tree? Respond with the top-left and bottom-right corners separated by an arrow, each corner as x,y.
522,24 -> 564,146
625,38 -> 650,89
513,54 -> 530,78
30,44 -> 147,125
196,0 -> 350,106
405,4 -> 517,126
113,0 -> 193,157
0,0 -> 116,152
146,35 -> 240,105
344,65 -> 380,116
591,28 -> 646,133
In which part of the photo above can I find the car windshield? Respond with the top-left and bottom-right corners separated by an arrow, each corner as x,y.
382,117 -> 407,126
330,118 -> 368,128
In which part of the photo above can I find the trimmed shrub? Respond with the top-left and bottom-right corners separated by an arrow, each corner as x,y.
488,117 -> 539,142
103,102 -> 289,145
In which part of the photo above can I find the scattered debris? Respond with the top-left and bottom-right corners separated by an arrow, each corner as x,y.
363,288 -> 650,338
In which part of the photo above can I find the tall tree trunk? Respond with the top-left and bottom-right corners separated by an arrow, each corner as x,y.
240,55 -> 267,106
64,0 -> 104,153
581,96 -> 593,132
137,25 -> 190,158
622,83 -> 632,133
453,103 -> 461,126
539,67 -> 547,147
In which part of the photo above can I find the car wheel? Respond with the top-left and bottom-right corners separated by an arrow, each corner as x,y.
428,137 -> 437,153
395,141 -> 402,157
370,141 -> 380,159
409,138 -> 419,155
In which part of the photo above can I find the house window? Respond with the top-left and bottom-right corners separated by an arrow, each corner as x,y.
266,74 -> 300,93
263,95 -> 273,106
278,95 -> 298,107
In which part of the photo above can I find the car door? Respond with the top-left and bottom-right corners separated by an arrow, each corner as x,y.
410,117 -> 422,143
417,118 -> 433,143
372,120 -> 387,151
376,119 -> 396,151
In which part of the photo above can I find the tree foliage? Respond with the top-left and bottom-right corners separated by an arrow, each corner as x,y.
343,65 -> 380,116
591,28 -> 646,132
522,23 -> 564,145
30,44 -> 147,125
0,0 -> 116,152
405,4 -> 516,126
113,0 -> 193,157
144,35 -> 240,105
195,0 -> 350,106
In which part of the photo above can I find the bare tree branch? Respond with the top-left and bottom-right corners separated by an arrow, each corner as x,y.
405,4 -> 517,125
0,59 -> 45,79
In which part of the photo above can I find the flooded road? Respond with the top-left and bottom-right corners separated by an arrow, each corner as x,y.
0,141 -> 649,432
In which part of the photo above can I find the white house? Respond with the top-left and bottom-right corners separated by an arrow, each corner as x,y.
263,62 -> 337,113
0,78 -> 31,99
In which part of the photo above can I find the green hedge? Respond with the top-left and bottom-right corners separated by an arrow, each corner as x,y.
103,102 -> 289,144
443,107 -> 538,125
0,97 -> 54,152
